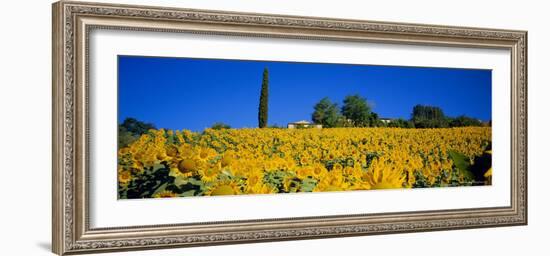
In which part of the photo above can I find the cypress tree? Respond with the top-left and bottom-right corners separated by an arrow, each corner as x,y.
258,68 -> 269,128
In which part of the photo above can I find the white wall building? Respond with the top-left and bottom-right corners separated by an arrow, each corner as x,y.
287,120 -> 322,129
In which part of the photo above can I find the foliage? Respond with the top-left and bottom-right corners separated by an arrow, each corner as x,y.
411,105 -> 449,128
410,105 -> 485,128
118,127 -> 492,199
312,97 -> 341,128
118,126 -> 138,148
211,122 -> 231,130
258,68 -> 269,128
448,150 -> 475,182
312,95 -> 383,128
387,118 -> 414,128
448,147 -> 492,186
470,149 -> 492,184
341,94 -> 373,127
368,112 -> 383,127
120,117 -> 156,135
450,115 -> 483,127
118,118 -> 156,148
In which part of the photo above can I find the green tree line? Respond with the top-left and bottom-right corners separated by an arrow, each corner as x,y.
312,97 -> 489,129
312,95 -> 381,128
118,117 -> 156,148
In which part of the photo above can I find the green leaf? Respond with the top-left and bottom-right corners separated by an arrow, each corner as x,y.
179,190 -> 196,197
221,170 -> 233,177
173,175 -> 188,187
152,183 -> 169,196
448,150 -> 475,181
300,178 -> 317,192
187,177 -> 204,186
152,163 -> 166,173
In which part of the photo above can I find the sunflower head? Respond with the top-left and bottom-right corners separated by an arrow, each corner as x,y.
165,145 -> 179,157
365,158 -> 405,190
221,151 -> 236,167
156,151 -> 168,161
153,190 -> 177,198
247,183 -> 278,194
118,169 -> 132,185
311,163 -> 328,179
332,163 -> 343,172
206,180 -> 242,196
177,159 -> 197,176
178,145 -> 195,158
198,147 -> 217,161
199,163 -> 221,182
283,176 -> 301,193
313,181 -> 344,192
246,172 -> 263,187
118,147 -> 130,155
296,166 -> 314,180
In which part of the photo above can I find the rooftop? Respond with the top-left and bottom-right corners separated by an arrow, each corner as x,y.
289,120 -> 312,124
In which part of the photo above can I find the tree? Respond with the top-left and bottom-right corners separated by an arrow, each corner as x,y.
368,112 -> 381,127
335,115 -> 354,127
449,115 -> 483,127
341,94 -> 372,127
312,97 -> 341,128
258,68 -> 269,128
411,105 -> 448,128
120,117 -> 156,136
118,126 -> 137,148
211,122 -> 231,130
268,124 -> 283,129
118,117 -> 156,148
387,118 -> 414,128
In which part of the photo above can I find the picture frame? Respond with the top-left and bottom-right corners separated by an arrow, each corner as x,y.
52,1 -> 527,255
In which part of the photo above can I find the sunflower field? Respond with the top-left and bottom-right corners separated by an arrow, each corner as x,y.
117,127 -> 492,199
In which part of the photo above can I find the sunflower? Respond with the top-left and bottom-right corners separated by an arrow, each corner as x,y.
349,180 -> 372,191
153,190 -> 177,198
119,126 -> 492,197
246,183 -> 277,194
118,147 -> 129,155
295,166 -> 314,180
364,158 -> 405,190
263,159 -> 277,171
118,169 -> 132,185
197,147 -> 217,162
245,172 -> 263,188
156,151 -> 169,161
177,158 -> 198,176
483,150 -> 492,185
199,163 -> 221,182
311,163 -> 328,179
282,159 -> 296,170
299,155 -> 310,166
205,180 -> 242,196
484,167 -> 492,178
313,180 -> 344,192
332,163 -> 343,172
165,145 -> 179,157
220,151 -> 236,167
178,144 -> 195,158
283,176 -> 301,193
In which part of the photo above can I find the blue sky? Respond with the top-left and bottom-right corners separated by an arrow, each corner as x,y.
118,55 -> 491,131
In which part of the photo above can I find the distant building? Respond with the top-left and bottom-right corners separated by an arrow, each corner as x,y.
379,117 -> 395,124
287,120 -> 322,129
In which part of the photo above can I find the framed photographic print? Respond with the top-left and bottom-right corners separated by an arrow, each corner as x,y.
52,1 -> 527,255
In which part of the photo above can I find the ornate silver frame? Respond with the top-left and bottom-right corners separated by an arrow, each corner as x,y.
52,1 -> 527,255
